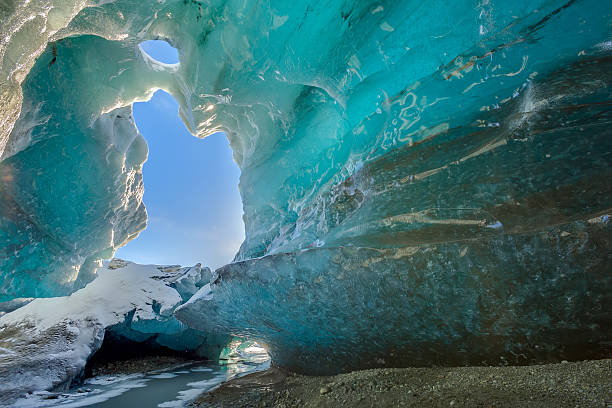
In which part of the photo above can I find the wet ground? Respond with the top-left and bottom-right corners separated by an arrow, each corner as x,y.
196,358 -> 612,408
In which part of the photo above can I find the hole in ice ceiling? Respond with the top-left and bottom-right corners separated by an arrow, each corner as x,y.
139,39 -> 179,64
114,90 -> 245,269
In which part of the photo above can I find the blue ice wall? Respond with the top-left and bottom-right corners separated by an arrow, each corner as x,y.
176,54 -> 612,372
0,0 -> 610,371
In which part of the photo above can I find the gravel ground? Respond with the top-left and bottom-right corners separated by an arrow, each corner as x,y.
194,359 -> 612,408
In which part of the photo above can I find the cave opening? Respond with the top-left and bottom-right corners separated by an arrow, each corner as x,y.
113,88 -> 245,269
112,40 -> 245,269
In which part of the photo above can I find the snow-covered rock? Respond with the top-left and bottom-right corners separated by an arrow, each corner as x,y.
0,260 -> 222,405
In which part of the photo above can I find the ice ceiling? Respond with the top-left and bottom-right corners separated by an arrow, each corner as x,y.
0,0 -> 611,372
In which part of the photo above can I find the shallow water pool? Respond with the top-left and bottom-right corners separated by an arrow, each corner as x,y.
14,347 -> 270,408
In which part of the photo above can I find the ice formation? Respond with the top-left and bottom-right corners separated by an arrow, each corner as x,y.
0,0 -> 611,374
0,261 -> 226,404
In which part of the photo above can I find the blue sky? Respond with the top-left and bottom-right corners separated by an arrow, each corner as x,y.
115,41 -> 244,269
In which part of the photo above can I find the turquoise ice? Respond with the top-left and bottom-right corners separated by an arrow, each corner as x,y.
0,0 -> 610,372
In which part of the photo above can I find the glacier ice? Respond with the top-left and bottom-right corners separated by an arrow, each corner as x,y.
0,0 -> 611,374
0,260 -> 228,404
176,216 -> 612,373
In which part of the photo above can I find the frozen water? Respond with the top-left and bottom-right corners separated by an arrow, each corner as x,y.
0,0 -> 610,374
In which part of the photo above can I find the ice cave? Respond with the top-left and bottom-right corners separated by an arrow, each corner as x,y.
0,0 -> 611,406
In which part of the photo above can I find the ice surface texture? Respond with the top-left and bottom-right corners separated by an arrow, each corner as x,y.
177,217 -> 612,373
0,261 -> 225,404
0,0 -> 611,371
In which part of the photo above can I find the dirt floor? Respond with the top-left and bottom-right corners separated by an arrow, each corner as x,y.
194,359 -> 612,408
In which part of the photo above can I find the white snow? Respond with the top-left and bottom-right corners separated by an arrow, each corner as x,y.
1,262 -> 183,330
0,261 -> 207,406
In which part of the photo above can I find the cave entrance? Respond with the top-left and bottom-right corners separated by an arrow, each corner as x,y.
114,88 -> 244,270
114,41 -> 244,269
